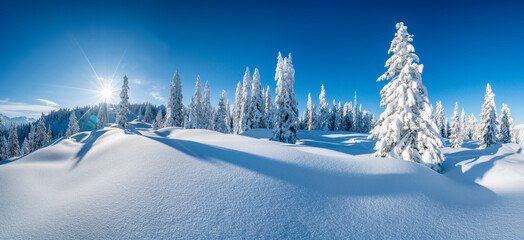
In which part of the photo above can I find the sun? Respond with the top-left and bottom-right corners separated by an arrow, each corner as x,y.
100,86 -> 113,100
98,82 -> 118,103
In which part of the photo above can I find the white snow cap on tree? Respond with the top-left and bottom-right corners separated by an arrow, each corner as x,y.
480,83 -> 499,148
153,110 -> 163,130
202,81 -> 213,130
215,90 -> 231,133
66,112 -> 79,138
116,75 -> 130,128
7,124 -> 20,157
165,71 -> 184,127
143,104 -> 154,123
499,104 -> 514,143
370,22 -> 444,172
271,52 -> 298,144
187,76 -> 205,129
306,93 -> 317,131
264,85 -> 274,129
97,103 -> 107,129
318,85 -> 330,131
467,114 -> 480,140
450,102 -> 463,148
250,68 -> 265,129
239,67 -> 252,133
460,108 -> 468,139
233,81 -> 243,134
435,101 -> 445,138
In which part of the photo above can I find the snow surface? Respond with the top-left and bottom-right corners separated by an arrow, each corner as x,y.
1,121 -> 524,239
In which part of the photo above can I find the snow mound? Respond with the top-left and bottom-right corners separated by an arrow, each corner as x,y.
1,122 -> 523,239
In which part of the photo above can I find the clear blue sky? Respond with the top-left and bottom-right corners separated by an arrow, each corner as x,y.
1,0 -> 523,124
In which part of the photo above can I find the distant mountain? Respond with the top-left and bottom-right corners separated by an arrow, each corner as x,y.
0,114 -> 36,128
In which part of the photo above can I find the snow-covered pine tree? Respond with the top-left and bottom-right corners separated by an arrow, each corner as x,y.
480,83 -> 499,148
435,101 -> 446,137
352,92 -> 360,132
306,93 -> 317,131
450,102 -> 463,148
202,81 -> 213,129
7,124 -> 20,157
46,126 -> 52,144
152,110 -> 163,130
264,86 -> 274,129
232,82 -> 243,134
22,137 -> 30,155
66,112 -> 79,138
250,68 -> 264,129
460,108 -> 468,139
35,113 -> 48,148
97,103 -> 107,129
342,102 -> 352,131
116,75 -> 130,128
318,85 -> 330,131
445,118 -> 451,139
165,71 -> 184,127
187,76 -> 204,129
143,104 -> 154,123
239,67 -> 252,133
467,114 -> 480,140
271,52 -> 298,144
0,136 -> 7,160
370,22 -> 444,172
215,90 -> 231,133
499,104 -> 514,143
335,101 -> 343,131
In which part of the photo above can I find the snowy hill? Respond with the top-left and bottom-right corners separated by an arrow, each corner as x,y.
0,113 -> 35,127
1,121 -> 523,239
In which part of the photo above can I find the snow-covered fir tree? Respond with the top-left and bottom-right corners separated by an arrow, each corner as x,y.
46,126 -> 52,144
263,86 -> 274,130
334,101 -> 343,131
250,68 -> 264,129
460,108 -> 468,139
480,83 -> 499,148
435,101 -> 446,137
342,102 -> 352,132
165,71 -> 184,127
116,75 -> 130,128
215,90 -> 231,133
202,81 -> 213,130
239,67 -> 252,133
22,137 -> 30,155
97,103 -> 107,129
467,114 -> 480,140
152,110 -> 163,130
187,76 -> 204,129
66,112 -> 79,138
35,114 -> 48,148
450,102 -> 463,148
7,124 -> 20,157
352,92 -> 360,132
370,22 -> 444,172
232,81 -> 243,134
499,104 -> 514,143
143,104 -> 154,123
318,85 -> 330,131
306,93 -> 317,131
271,52 -> 298,144
0,136 -> 7,160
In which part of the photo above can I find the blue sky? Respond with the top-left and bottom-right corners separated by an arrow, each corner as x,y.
1,0 -> 523,124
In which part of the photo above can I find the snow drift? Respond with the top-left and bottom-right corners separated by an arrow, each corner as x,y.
1,121 -> 523,239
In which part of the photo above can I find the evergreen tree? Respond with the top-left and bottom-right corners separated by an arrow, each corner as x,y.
46,126 -> 52,144
480,83 -> 499,148
251,68 -> 265,129
435,101 -> 446,137
342,102 -> 352,131
467,114 -> 480,140
450,102 -> 463,148
215,90 -> 231,133
66,112 -> 79,138
143,104 -> 154,123
232,82 -> 243,134
97,103 -> 107,129
116,75 -> 130,128
202,81 -> 213,129
499,104 -> 514,143
264,86 -> 274,130
165,71 -> 184,127
36,113 -> 48,148
460,108 -> 468,139
187,76 -> 204,129
370,22 -> 444,172
352,92 -> 360,132
22,137 -> 30,155
334,101 -> 343,131
7,124 -> 20,157
239,67 -> 252,133
0,136 -> 7,160
306,93 -> 317,131
318,85 -> 330,131
153,110 -> 163,130
271,52 -> 298,144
